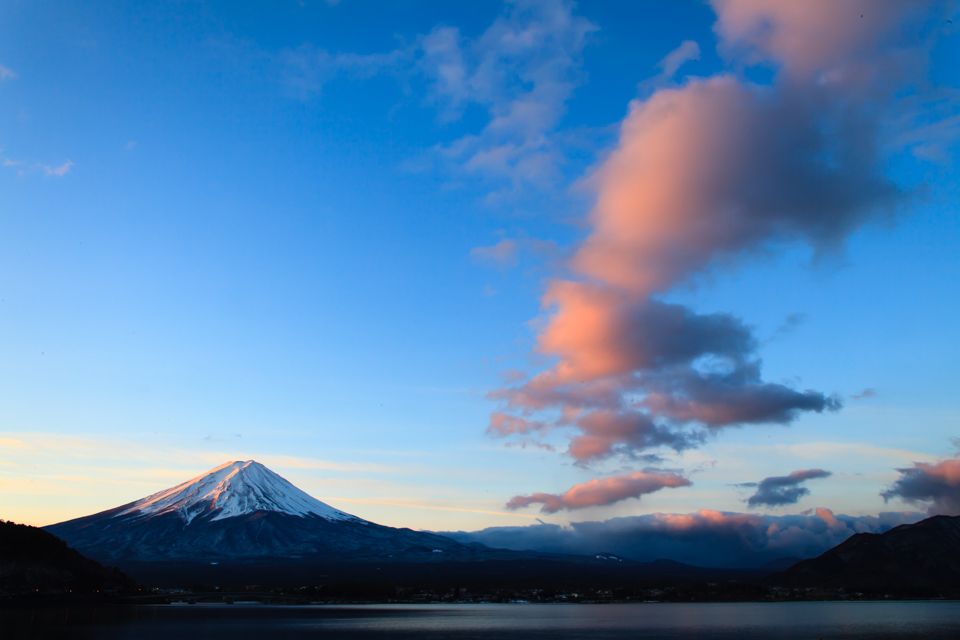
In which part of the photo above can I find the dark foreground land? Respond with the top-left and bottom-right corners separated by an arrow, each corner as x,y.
116,556 -> 775,592
0,520 -> 137,598
95,556 -> 960,604
7,515 -> 960,608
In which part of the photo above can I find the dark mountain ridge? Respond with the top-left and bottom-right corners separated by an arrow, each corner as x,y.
765,514 -> 960,591
0,520 -> 136,596
51,461 -> 957,594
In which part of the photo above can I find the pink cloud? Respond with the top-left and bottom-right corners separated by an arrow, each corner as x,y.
572,72 -> 899,296
487,0 -> 937,463
882,459 -> 960,515
487,413 -> 547,437
711,0 -> 922,79
506,470 -> 691,513
490,291 -> 837,462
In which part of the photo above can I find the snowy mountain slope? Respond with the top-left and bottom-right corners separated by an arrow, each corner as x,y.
119,460 -> 359,525
44,460 -> 472,563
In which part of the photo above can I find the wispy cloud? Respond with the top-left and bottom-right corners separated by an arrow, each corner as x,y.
40,160 -> 73,176
656,40 -> 700,78
2,154 -> 74,178
503,437 -> 556,452
281,45 -> 413,97
470,235 -> 561,269
767,312 -> 808,343
471,238 -> 520,268
320,496 -> 549,520
419,0 -> 597,194
0,64 -> 16,81
0,433 -> 403,477
281,0 -> 597,198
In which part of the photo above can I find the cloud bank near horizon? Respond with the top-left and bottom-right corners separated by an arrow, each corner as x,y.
440,508 -> 924,568
487,0 -> 945,467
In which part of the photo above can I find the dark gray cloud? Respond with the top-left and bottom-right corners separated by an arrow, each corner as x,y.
744,468 -> 832,508
640,362 -> 841,428
489,297 -> 841,462
439,509 -> 923,568
567,410 -> 705,462
881,460 -> 960,516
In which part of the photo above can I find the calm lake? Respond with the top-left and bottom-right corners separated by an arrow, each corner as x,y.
7,601 -> 960,639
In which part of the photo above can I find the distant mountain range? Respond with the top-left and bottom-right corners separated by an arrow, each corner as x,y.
42,461 -> 960,593
43,461 -> 781,588
766,514 -> 960,592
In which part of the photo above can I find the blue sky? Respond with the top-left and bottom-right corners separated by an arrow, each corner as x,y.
1,0 -> 959,553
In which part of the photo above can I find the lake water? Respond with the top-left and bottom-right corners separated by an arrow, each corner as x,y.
6,601 -> 960,639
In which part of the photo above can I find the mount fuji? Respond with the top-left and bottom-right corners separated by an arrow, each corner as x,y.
45,460 -> 475,564
115,460 -> 359,525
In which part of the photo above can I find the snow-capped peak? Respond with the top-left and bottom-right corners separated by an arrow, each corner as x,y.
118,460 -> 360,525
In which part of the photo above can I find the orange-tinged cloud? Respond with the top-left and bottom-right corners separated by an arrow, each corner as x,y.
487,0 -> 938,463
572,72 -> 899,296
712,0 -> 921,79
506,470 -> 690,513
487,413 -> 547,437
490,290 -> 838,461
574,78 -> 769,296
